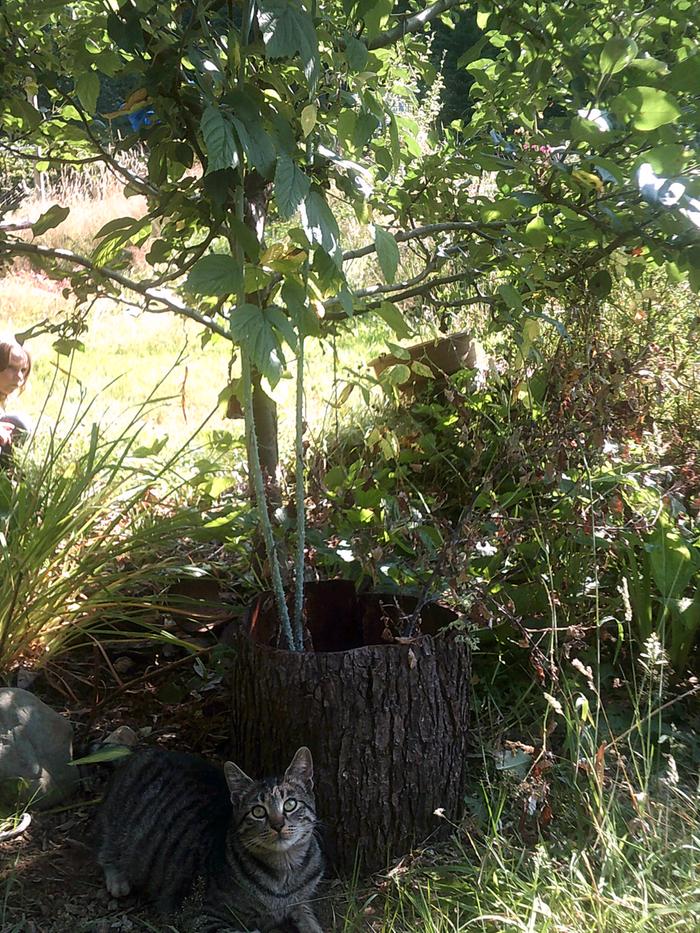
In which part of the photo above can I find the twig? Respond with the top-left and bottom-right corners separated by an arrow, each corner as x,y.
0,241 -> 233,340
89,645 -> 214,712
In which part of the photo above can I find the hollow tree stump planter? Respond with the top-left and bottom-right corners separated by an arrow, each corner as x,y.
229,580 -> 470,875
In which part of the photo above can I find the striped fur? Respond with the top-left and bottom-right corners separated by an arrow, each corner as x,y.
95,747 -> 324,932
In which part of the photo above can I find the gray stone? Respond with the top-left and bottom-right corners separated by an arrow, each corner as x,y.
0,688 -> 79,810
104,725 -> 138,748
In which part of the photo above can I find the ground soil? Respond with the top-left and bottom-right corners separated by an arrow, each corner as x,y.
0,636 -> 355,932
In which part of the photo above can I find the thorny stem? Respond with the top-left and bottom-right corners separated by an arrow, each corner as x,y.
242,353 -> 295,651
234,0 -> 295,651
292,323 -> 306,650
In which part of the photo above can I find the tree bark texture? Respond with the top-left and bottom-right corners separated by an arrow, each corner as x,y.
229,582 -> 470,875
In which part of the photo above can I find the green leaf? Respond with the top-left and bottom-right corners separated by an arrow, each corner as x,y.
345,36 -> 368,72
52,337 -> 85,356
613,87 -> 682,131
589,269 -> 613,299
361,0 -> 392,40
75,72 -> 100,114
230,303 -> 286,386
300,191 -> 341,264
201,105 -> 238,174
647,517 -> 695,600
231,117 -> 276,177
599,37 -> 638,75
381,363 -> 411,386
498,283 -> 524,311
274,155 -> 310,219
70,746 -> 133,766
374,225 -> 399,283
646,144 -> 686,176
300,104 -> 317,138
524,215 -> 549,249
376,302 -> 413,340
411,361 -> 434,379
629,56 -> 669,75
31,204 -> 70,236
257,0 -> 319,88
186,254 -> 243,297
266,304 -> 298,351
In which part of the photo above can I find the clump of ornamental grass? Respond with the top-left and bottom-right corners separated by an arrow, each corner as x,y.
0,369 -> 217,673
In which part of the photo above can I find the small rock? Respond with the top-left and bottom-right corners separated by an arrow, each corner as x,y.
104,725 -> 138,748
113,657 -> 135,675
0,688 -> 79,810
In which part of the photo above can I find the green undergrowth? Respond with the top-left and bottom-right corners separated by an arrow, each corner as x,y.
335,640 -> 699,932
0,372 -> 234,675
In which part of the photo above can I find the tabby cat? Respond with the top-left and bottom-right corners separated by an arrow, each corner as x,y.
94,745 -> 324,932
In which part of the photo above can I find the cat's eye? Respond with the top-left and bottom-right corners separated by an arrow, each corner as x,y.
251,805 -> 267,819
283,798 -> 298,813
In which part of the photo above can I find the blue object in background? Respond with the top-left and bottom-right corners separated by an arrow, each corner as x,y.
127,107 -> 155,131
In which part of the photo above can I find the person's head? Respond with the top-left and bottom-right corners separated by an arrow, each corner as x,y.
0,339 -> 32,403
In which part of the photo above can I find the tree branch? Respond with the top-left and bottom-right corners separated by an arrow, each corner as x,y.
366,0 -> 470,51
325,272 -> 469,320
0,240 -> 232,340
342,220 -> 511,263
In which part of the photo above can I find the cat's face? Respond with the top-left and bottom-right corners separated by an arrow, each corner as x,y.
224,747 -> 317,855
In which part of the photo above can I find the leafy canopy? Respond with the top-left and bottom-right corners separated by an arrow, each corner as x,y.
0,0 -> 698,382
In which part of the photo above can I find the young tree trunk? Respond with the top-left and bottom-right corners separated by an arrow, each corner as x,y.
228,584 -> 471,875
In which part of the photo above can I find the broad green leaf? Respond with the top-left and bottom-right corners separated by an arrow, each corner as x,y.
257,0 -> 319,88
274,155 -> 310,219
589,269 -> 613,299
646,144 -> 686,176
300,191 -> 341,264
201,105 -> 238,174
629,56 -> 669,75
498,283 -> 524,311
386,341 -> 410,360
648,521 -> 695,600
70,747 -> 132,766
345,36 -> 368,72
666,55 -> 700,93
31,204 -> 70,236
282,279 -> 320,337
376,302 -> 413,340
75,72 -> 100,114
300,104 -> 317,138
52,337 -> 85,355
374,225 -> 399,283
266,304 -> 298,351
230,303 -> 286,386
522,318 -> 542,343
599,37 -> 638,75
613,87 -> 681,131
186,254 -> 243,297
231,117 -> 276,176
524,215 -> 549,249
361,0 -> 392,40
381,363 -> 411,386
411,361 -> 434,379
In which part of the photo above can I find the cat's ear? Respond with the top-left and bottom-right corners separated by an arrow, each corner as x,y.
224,761 -> 254,800
285,746 -> 314,790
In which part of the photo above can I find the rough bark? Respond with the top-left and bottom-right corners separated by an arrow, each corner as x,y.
229,583 -> 471,875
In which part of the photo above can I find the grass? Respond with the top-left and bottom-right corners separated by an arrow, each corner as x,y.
332,650 -> 700,932
1,166 -> 698,932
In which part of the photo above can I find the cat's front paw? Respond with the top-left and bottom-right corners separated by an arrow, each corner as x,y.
103,866 -> 130,899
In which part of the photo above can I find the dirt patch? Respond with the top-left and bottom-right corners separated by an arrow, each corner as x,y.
0,640 -> 363,932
